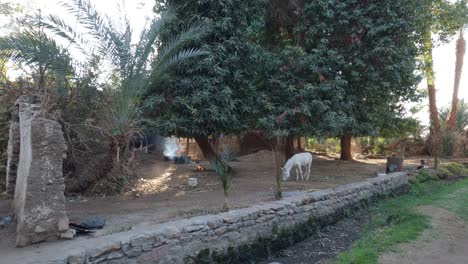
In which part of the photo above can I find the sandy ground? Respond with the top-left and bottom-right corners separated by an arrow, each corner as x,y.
379,206 -> 468,264
0,151 -> 421,255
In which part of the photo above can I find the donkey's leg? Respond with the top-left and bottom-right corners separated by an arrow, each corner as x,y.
306,162 -> 311,180
298,166 -> 303,181
295,166 -> 300,181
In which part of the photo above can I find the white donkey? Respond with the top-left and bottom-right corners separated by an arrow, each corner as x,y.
282,152 -> 313,181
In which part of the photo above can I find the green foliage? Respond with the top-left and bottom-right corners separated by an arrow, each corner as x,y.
408,169 -> 438,184
208,150 -> 234,211
144,0 -> 266,138
208,151 -> 233,195
437,162 -> 468,179
0,28 -> 73,89
440,99 -> 468,131
254,45 -> 347,138
298,0 -> 424,138
45,0 -> 206,141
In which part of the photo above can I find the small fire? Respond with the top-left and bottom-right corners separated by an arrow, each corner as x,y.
195,165 -> 206,172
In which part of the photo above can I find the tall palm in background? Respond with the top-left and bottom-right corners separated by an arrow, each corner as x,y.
446,29 -> 466,131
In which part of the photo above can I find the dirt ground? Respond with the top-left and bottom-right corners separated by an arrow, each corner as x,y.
379,206 -> 468,264
0,151 -> 422,250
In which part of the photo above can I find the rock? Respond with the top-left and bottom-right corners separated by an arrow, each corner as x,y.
183,224 -> 205,233
122,244 -> 142,257
67,249 -> 86,264
161,226 -> 181,239
214,226 -> 227,236
12,95 -> 69,247
60,229 -> 76,240
58,218 -> 69,231
207,219 -> 223,229
81,216 -> 105,230
107,251 -> 124,260
131,234 -> 155,247
34,225 -> 47,233
87,241 -> 122,259
188,177 -> 198,188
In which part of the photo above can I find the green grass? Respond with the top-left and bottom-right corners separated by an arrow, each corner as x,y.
333,171 -> 468,264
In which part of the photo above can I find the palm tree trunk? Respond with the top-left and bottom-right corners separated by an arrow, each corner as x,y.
446,29 -> 466,130
222,195 -> 229,212
423,31 -> 441,169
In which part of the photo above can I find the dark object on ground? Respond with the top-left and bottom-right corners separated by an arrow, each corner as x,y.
80,216 -> 106,230
164,155 -> 173,161
174,155 -> 192,164
69,223 -> 96,234
417,160 -> 426,170
0,216 -> 12,228
386,157 -> 403,173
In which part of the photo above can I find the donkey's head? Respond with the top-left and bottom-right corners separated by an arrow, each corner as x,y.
281,167 -> 290,181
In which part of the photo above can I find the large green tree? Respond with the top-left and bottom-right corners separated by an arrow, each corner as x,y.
298,0 -> 425,160
144,0 -> 266,161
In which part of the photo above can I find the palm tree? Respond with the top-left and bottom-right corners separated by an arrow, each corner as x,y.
208,150 -> 234,212
43,0 -> 207,162
1,0 -> 207,191
446,29 -> 466,131
0,28 -> 74,110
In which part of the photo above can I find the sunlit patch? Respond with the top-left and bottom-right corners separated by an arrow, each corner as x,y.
134,167 -> 175,195
175,190 -> 186,197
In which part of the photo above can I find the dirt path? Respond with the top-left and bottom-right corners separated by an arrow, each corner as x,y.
379,206 -> 468,264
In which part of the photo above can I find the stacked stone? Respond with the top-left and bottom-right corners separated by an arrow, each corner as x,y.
56,172 -> 407,264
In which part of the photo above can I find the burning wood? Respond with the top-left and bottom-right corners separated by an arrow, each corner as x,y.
195,165 -> 206,172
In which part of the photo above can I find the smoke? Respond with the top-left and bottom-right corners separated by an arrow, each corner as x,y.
163,137 -> 179,158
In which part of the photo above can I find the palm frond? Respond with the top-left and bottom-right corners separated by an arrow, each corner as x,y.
152,47 -> 207,81
0,30 -> 73,74
39,14 -> 90,54
156,22 -> 208,67
208,150 -> 234,196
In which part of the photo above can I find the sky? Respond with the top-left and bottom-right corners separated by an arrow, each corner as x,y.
2,0 -> 467,125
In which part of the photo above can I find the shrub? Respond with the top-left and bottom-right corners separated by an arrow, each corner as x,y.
409,169 -> 438,184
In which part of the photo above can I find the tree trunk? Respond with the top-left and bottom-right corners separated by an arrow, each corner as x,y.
285,136 -> 295,160
273,137 -> 286,199
423,31 -> 441,169
446,29 -> 466,131
297,137 -> 303,151
340,135 -> 353,160
194,135 -> 219,161
185,138 -> 190,156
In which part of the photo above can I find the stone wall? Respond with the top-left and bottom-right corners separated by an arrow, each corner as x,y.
30,172 -> 407,264
8,95 -> 70,247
